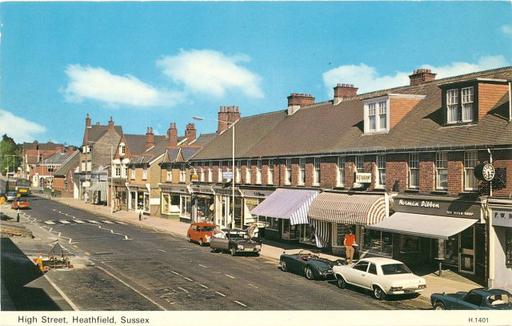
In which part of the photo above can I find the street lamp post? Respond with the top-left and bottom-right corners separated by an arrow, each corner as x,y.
193,116 -> 237,229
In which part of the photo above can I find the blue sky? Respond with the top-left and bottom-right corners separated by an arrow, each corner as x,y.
1,2 -> 511,145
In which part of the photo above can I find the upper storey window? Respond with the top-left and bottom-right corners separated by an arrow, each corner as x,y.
446,86 -> 474,124
364,98 -> 389,134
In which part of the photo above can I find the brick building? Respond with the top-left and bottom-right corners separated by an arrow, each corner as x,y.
30,148 -> 78,189
21,141 -> 65,184
52,151 -> 80,197
186,67 -> 512,288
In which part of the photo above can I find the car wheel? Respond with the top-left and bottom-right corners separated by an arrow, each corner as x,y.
198,238 -> 204,246
304,267 -> 314,280
187,235 -> 192,242
281,261 -> 287,272
230,247 -> 237,256
372,286 -> 386,300
434,301 -> 446,310
336,276 -> 347,289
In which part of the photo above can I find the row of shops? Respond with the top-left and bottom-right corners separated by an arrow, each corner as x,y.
155,184 -> 511,289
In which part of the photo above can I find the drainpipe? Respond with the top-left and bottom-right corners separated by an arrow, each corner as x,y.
487,148 -> 495,288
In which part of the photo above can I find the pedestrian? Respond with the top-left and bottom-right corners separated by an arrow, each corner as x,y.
16,208 -> 20,222
343,228 -> 356,264
138,210 -> 142,221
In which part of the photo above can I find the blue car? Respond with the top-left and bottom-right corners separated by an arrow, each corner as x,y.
431,288 -> 512,310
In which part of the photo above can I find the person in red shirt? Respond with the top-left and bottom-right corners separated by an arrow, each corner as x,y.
343,229 -> 356,264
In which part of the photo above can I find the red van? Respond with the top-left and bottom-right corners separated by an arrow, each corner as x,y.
186,222 -> 216,246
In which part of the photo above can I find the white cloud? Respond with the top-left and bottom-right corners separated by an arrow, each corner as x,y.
62,64 -> 183,107
323,55 -> 511,95
502,24 -> 512,36
157,49 -> 264,99
0,109 -> 46,143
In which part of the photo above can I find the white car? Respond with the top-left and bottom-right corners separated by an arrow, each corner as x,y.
332,257 -> 427,300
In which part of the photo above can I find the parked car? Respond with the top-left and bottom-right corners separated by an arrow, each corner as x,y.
6,191 -> 17,202
333,257 -> 427,300
210,228 -> 261,256
186,222 -> 216,246
431,288 -> 512,310
11,198 -> 30,210
279,250 -> 341,280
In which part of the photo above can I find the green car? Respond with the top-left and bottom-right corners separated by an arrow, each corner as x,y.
431,288 -> 512,310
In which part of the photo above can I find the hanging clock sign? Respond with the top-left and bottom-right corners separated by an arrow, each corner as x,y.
474,163 -> 496,182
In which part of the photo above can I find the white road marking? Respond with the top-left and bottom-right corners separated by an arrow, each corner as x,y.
198,264 -> 208,268
171,271 -> 181,276
234,300 -> 247,307
215,291 -> 226,297
44,221 -> 56,225
177,287 -> 189,293
248,283 -> 258,289
198,283 -> 208,289
74,219 -> 85,224
44,274 -> 80,311
95,266 -> 166,311
87,220 -> 99,224
102,220 -> 114,224
225,274 -> 235,279
183,276 -> 193,282
157,249 -> 166,253
59,220 -> 71,224
115,221 -> 127,225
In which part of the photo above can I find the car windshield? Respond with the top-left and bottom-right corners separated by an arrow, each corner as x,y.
381,263 -> 412,275
487,293 -> 512,306
228,232 -> 249,239
198,226 -> 215,232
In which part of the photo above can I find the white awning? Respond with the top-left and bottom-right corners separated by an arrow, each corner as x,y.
250,188 -> 318,225
366,212 -> 478,239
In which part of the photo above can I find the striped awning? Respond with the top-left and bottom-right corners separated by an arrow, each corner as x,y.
250,188 -> 318,225
309,192 -> 388,226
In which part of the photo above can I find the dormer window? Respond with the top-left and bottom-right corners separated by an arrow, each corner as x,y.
446,86 -> 474,124
364,97 -> 389,134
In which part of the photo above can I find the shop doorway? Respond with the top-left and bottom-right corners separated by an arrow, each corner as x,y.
459,226 -> 475,274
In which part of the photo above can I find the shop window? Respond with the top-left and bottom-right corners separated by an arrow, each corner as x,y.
196,196 -> 214,221
299,224 -> 316,245
180,195 -> 191,219
161,194 -> 171,214
400,236 -> 420,253
260,216 -> 279,231
363,228 -> 393,256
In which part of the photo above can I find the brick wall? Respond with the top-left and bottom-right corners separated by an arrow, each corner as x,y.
478,83 -> 509,120
291,163 -> 299,187
419,153 -> 435,193
262,164 -> 269,186
389,97 -> 422,129
320,161 -> 337,189
447,152 -> 463,196
385,154 -> 408,192
492,149 -> 512,197
305,162 -> 314,187
344,160 -> 355,189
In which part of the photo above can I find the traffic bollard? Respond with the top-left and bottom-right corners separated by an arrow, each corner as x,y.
16,209 -> 20,222
139,211 -> 142,221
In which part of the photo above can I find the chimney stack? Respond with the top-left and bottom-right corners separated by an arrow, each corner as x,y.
185,123 -> 196,144
333,84 -> 358,104
108,116 -> 115,130
85,113 -> 91,128
287,93 -> 315,115
145,127 -> 155,149
217,106 -> 240,134
167,123 -> 178,148
409,68 -> 436,86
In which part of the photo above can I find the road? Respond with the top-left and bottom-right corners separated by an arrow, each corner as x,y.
3,196 -> 431,311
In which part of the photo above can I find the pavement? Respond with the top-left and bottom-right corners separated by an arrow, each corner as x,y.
42,195 -> 483,305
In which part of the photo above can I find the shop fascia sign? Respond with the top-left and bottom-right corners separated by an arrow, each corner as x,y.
492,209 -> 512,228
395,197 -> 478,218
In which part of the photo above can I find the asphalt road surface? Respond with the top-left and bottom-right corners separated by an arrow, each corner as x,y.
4,196 -> 431,311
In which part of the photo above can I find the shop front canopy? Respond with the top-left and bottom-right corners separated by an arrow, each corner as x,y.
250,188 -> 319,225
308,192 -> 388,226
366,212 -> 478,240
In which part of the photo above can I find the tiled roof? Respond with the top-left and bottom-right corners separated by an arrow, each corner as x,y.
191,133 -> 216,147
124,134 -> 166,155
193,66 -> 512,160
54,151 -> 80,177
83,125 -> 123,145
42,151 -> 75,165
22,141 -> 64,150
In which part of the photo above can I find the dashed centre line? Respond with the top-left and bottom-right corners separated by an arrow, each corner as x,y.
183,276 -> 193,282
177,287 -> 189,293
59,220 -> 71,224
234,300 -> 248,307
102,220 -> 114,224
74,219 -> 85,224
44,221 -> 56,225
215,291 -> 226,297
171,271 -> 181,276
198,264 -> 208,268
157,249 -> 166,253
198,284 -> 208,289
248,284 -> 258,289
225,274 -> 235,279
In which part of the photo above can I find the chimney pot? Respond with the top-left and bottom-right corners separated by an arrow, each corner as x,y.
145,126 -> 155,149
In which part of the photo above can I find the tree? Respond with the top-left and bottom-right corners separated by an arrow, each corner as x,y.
0,134 -> 21,176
